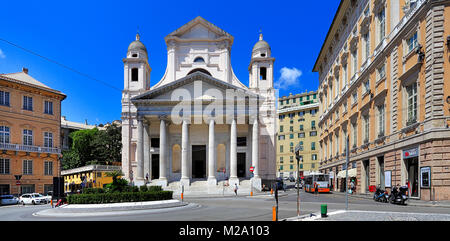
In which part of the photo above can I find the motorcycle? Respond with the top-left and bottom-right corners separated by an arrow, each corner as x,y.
388,185 -> 408,205
373,186 -> 388,203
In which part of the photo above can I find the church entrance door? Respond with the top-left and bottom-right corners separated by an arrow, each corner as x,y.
192,145 -> 206,178
237,153 -> 246,178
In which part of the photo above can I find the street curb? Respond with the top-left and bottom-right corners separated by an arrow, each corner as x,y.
33,199 -> 188,217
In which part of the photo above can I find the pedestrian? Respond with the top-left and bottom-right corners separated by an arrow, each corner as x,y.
234,183 -> 238,196
350,180 -> 355,195
314,182 -> 319,196
145,173 -> 149,184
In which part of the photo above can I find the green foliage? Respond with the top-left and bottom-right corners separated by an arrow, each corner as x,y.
61,124 -> 122,170
82,188 -> 104,194
67,191 -> 173,204
139,185 -> 148,192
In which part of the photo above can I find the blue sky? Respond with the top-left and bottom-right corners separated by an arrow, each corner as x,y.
0,0 -> 340,125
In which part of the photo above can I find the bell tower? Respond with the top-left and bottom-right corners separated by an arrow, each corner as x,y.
123,33 -> 151,93
249,33 -> 275,90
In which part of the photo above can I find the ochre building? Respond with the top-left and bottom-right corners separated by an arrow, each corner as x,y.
276,91 -> 319,179
0,68 -> 66,195
314,0 -> 450,200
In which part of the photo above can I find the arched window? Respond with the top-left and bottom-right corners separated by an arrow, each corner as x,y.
187,68 -> 212,76
194,57 -> 205,63
259,67 -> 267,80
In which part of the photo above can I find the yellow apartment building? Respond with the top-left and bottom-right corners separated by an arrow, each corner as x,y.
0,68 -> 66,195
61,164 -> 122,193
314,0 -> 450,200
277,91 -> 319,179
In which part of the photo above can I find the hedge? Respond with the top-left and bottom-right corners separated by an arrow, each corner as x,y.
67,190 -> 173,204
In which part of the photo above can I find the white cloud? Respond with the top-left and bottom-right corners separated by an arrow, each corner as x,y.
0,49 -> 5,59
274,67 -> 302,90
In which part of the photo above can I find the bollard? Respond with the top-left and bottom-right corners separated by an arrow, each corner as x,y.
321,204 -> 328,218
251,191 -> 253,196
271,189 -> 273,195
272,206 -> 277,221
181,193 -> 184,202
50,199 -> 53,208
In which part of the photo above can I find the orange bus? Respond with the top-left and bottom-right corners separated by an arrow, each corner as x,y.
304,173 -> 331,193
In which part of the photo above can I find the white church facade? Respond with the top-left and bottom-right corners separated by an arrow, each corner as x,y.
121,17 -> 277,193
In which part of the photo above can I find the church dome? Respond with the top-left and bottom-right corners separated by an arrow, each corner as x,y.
127,33 -> 148,58
252,33 -> 271,56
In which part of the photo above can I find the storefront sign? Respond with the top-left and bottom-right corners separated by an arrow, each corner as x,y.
403,147 -> 419,159
385,171 -> 392,188
420,166 -> 431,189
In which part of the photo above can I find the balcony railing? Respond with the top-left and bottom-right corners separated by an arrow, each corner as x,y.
0,143 -> 61,154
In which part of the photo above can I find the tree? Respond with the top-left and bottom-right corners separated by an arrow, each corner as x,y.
61,124 -> 122,170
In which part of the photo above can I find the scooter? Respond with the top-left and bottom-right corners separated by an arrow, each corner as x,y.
373,186 -> 388,202
388,185 -> 408,205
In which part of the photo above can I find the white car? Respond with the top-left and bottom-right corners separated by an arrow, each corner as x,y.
0,195 -> 19,205
43,191 -> 53,203
19,193 -> 48,205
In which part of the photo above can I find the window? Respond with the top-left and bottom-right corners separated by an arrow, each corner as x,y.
194,57 -> 205,63
406,83 -> 418,125
279,157 -> 283,163
44,132 -> 53,148
342,64 -> 348,86
23,96 -> 33,111
310,131 -> 317,136
312,154 -> 317,160
290,142 -> 294,152
290,126 -> 294,132
363,79 -> 370,94
377,8 -> 386,43
0,90 -> 10,106
377,64 -> 386,81
131,68 -> 139,81
364,115 -> 370,143
278,135 -> 285,140
44,161 -> 53,176
290,165 -> 294,170
407,32 -> 418,53
289,134 -> 294,139
310,109 -> 317,115
352,123 -> 357,147
352,49 -> 358,76
311,120 -> 316,129
280,126 -> 284,132
378,105 -> 385,136
363,32 -> 370,61
23,160 -> 33,175
311,142 -> 316,151
280,145 -> 284,153
299,125 -> 304,131
0,126 -> 10,144
0,158 -> 10,174
336,134 -> 339,155
352,91 -> 358,105
298,133 -> 305,138
44,101 -> 53,115
260,67 -> 267,80
23,129 -> 33,146
335,76 -> 340,98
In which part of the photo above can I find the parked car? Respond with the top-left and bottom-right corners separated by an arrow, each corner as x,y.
0,195 -> 19,205
295,182 -> 303,189
19,193 -> 48,205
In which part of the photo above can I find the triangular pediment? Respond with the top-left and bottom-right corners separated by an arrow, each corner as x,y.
165,16 -> 233,44
131,71 -> 256,103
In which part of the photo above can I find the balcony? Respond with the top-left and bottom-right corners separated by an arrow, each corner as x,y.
0,143 -> 61,154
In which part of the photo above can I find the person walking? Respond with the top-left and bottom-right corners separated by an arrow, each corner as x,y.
314,182 -> 319,196
234,183 -> 238,196
350,180 -> 355,195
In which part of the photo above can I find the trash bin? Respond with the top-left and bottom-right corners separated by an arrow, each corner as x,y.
321,204 -> 327,218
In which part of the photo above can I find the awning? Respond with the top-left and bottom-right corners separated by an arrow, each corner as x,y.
337,168 -> 357,178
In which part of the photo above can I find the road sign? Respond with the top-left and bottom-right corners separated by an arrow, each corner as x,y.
250,166 -> 254,172
16,180 -> 21,186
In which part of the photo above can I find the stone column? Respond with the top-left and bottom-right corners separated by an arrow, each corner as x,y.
158,118 -> 168,187
143,120 -> 150,183
136,117 -> 144,183
180,119 -> 190,187
208,119 -> 217,185
229,118 -> 239,186
251,118 -> 262,190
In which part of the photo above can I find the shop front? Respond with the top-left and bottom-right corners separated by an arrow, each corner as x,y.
403,147 -> 419,198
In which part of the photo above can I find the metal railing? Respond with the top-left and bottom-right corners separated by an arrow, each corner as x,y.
0,143 -> 61,154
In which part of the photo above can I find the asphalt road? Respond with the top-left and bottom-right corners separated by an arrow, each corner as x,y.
2,187 -> 450,221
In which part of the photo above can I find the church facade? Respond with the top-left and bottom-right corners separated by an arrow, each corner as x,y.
121,17 -> 276,192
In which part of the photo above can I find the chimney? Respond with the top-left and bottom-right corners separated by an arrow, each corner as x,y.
22,68 -> 28,74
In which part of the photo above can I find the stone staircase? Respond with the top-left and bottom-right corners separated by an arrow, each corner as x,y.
148,178 -> 257,196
